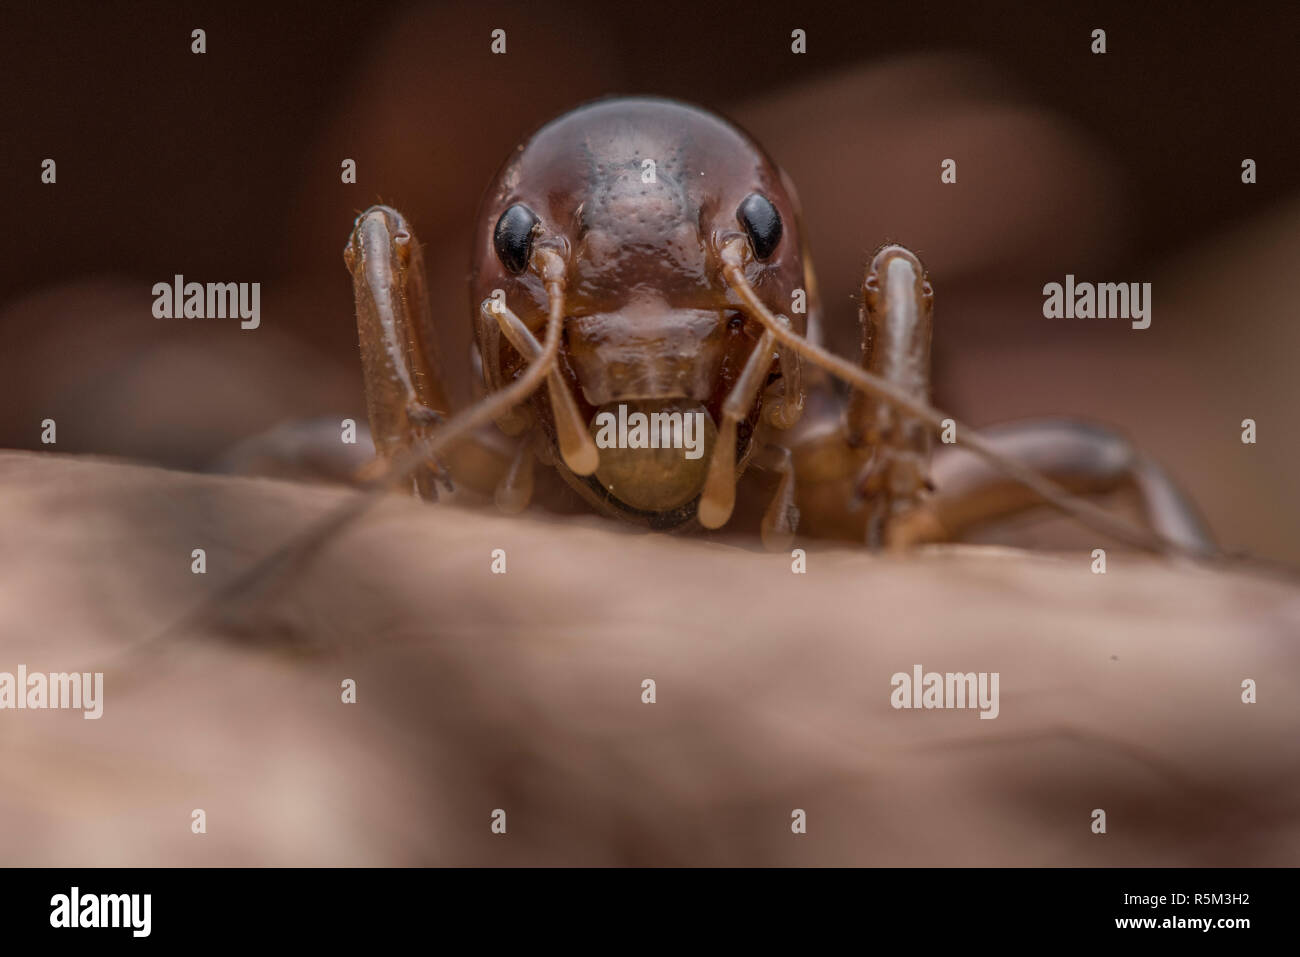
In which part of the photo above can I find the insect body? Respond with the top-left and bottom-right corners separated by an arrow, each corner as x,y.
344,96 -> 1213,555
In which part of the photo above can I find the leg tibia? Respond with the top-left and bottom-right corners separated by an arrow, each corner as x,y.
846,245 -> 936,535
345,205 -> 450,494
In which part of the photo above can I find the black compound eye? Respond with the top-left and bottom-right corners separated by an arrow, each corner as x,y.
736,192 -> 783,261
493,203 -> 539,275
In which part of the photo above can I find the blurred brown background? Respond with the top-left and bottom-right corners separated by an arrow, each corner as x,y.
2,0 -> 1297,560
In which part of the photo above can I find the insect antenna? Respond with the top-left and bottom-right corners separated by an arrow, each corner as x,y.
717,239 -> 1220,561
109,255 -> 570,664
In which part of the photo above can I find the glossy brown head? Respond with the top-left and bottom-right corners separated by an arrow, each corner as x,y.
470,96 -> 807,528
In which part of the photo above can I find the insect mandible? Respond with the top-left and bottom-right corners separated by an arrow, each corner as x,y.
342,96 -> 1214,556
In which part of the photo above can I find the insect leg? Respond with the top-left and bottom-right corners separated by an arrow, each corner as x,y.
889,419 -> 1216,553
846,245 -> 935,547
718,239 -> 1219,560
472,298 -> 531,436
493,432 -> 538,513
751,443 -> 800,550
345,204 -> 453,499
